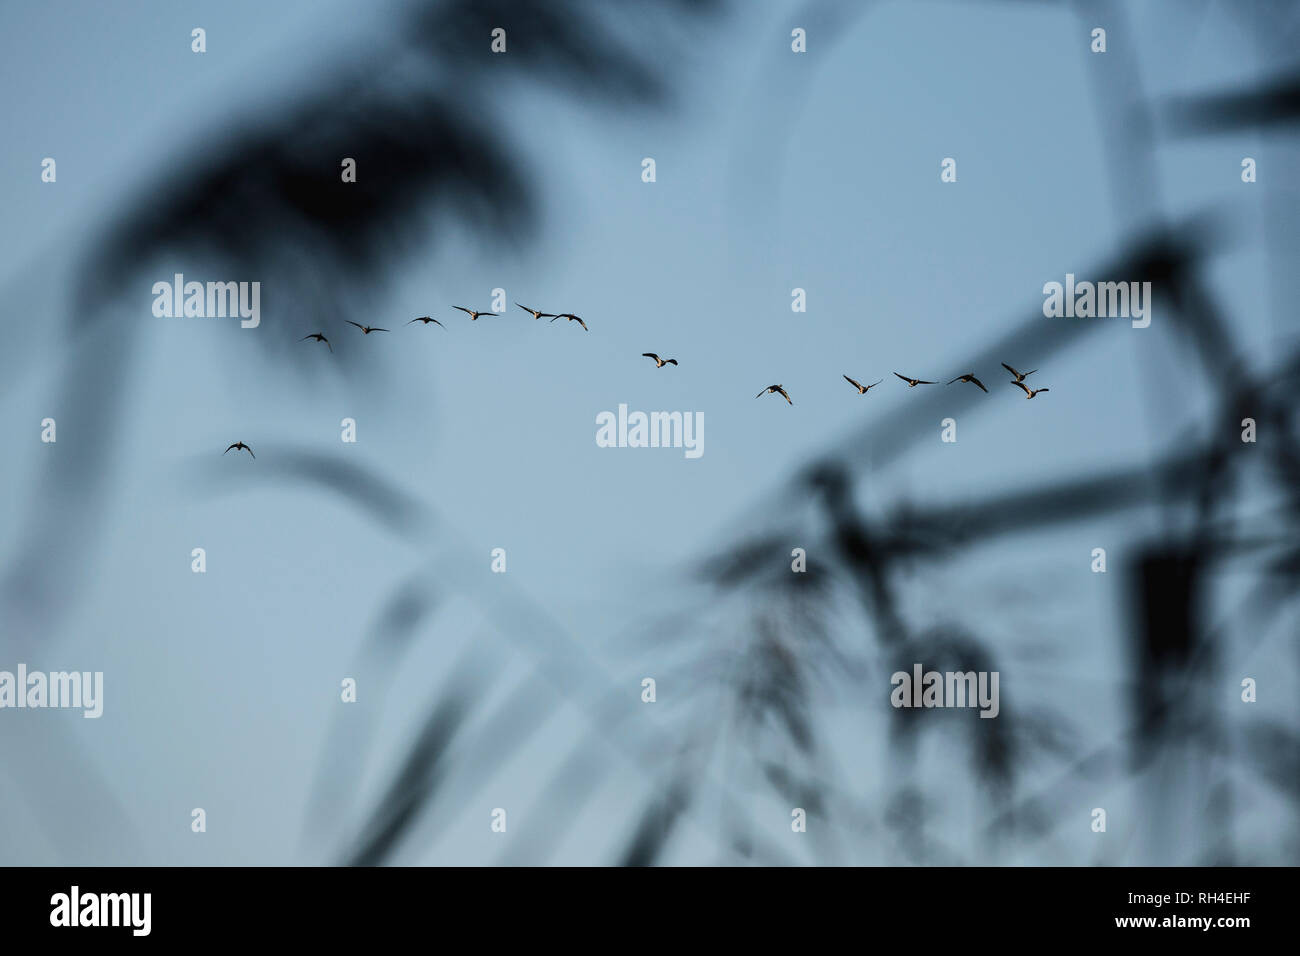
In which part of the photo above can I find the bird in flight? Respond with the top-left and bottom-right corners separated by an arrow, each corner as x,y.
407,316 -> 445,328
551,313 -> 589,331
346,321 -> 388,334
894,372 -> 936,387
948,373 -> 988,392
756,384 -> 793,405
642,353 -> 678,368
516,303 -> 556,320
224,441 -> 255,459
300,333 -> 332,352
843,375 -> 882,394
1001,362 -> 1038,383
454,306 -> 493,320
1012,381 -> 1050,399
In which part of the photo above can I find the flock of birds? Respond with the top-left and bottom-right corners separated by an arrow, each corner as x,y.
225,302 -> 600,458
296,302 -> 591,350
756,363 -> 1050,406
221,305 -> 1048,458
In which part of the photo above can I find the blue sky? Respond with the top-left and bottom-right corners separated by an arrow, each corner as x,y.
1,0 -> 1296,864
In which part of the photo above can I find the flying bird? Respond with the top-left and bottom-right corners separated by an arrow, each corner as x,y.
1012,381 -> 1050,399
407,316 -> 445,328
453,306 -> 494,320
948,373 -> 988,392
551,313 -> 589,331
516,303 -> 556,320
756,384 -> 793,405
894,372 -> 936,387
843,375 -> 882,394
346,321 -> 388,334
224,441 -> 255,459
300,333 -> 332,352
1001,362 -> 1038,383
642,353 -> 678,368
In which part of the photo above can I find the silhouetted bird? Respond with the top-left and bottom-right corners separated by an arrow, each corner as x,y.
346,321 -> 388,334
300,333 -> 332,352
407,316 -> 445,328
551,313 -> 589,331
949,373 -> 988,392
224,441 -> 255,459
843,375 -> 882,394
643,353 -> 678,367
1012,381 -> 1050,399
1001,362 -> 1037,383
894,372 -> 936,387
516,303 -> 556,320
453,306 -> 493,320
756,384 -> 793,405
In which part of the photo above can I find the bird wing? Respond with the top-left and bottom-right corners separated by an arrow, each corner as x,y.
893,372 -> 911,383
778,387 -> 792,404
665,359 -> 677,366
325,340 -> 332,352
1025,369 -> 1038,378
869,380 -> 882,388
406,318 -> 420,324
1001,363 -> 1019,377
432,319 -> 445,328
223,444 -> 236,454
1037,387 -> 1050,394
577,319 -> 588,331
947,376 -> 964,385
971,376 -> 987,392
300,334 -> 315,341
917,379 -> 936,384
755,387 -> 768,399
346,320 -> 365,330
643,353 -> 658,361
246,447 -> 255,459
1013,380 -> 1031,395
372,327 -> 389,332
515,303 -> 534,314
844,375 -> 863,390
453,306 -> 473,316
